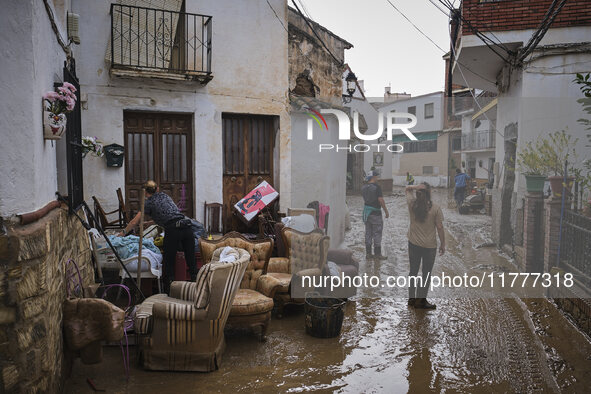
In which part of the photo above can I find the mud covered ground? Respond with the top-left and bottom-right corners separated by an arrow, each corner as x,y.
65,188 -> 591,393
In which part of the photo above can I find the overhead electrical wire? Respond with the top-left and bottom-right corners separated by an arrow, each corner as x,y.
517,0 -> 568,64
383,0 -> 496,85
290,0 -> 344,66
436,0 -> 514,64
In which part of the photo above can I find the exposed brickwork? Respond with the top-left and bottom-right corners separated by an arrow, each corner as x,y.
0,206 -> 93,393
522,192 -> 545,272
462,0 -> 591,36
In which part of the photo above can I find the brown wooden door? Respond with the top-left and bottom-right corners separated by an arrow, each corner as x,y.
222,114 -> 276,232
124,112 -> 193,219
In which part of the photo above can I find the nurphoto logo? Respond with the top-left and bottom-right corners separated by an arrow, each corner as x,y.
305,107 -> 419,152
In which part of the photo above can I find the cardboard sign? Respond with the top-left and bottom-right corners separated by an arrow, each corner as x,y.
234,181 -> 279,223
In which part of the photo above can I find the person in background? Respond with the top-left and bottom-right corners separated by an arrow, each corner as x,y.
362,168 -> 389,260
405,182 -> 445,309
120,180 -> 196,293
454,168 -> 471,211
406,172 -> 415,185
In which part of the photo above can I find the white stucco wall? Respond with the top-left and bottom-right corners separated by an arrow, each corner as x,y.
0,0 -> 74,217
73,0 -> 290,220
494,49 -> 591,198
290,112 -> 347,247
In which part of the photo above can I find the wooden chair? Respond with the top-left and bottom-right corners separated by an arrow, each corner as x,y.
92,195 -> 126,230
116,188 -> 129,225
203,201 -> 223,234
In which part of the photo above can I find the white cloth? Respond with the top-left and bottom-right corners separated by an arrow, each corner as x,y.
122,248 -> 162,277
219,246 -> 238,263
281,214 -> 316,233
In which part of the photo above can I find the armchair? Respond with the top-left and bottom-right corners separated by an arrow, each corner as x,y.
259,227 -> 329,316
199,232 -> 275,340
134,248 -> 249,372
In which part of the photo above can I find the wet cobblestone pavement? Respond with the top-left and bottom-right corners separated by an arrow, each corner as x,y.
65,188 -> 591,393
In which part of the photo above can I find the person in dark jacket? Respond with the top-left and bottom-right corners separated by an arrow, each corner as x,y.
362,169 -> 389,260
454,168 -> 471,211
120,180 -> 196,293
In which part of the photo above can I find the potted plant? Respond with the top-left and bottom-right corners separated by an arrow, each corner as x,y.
43,82 -> 77,139
537,129 -> 578,198
516,141 -> 547,193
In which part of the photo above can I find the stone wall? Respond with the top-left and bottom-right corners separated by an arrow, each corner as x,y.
0,205 -> 93,393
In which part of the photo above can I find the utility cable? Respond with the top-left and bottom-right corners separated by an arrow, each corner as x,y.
290,0 -> 344,66
384,0 -> 496,85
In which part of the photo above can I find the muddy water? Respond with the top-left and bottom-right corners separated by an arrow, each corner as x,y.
65,189 -> 591,393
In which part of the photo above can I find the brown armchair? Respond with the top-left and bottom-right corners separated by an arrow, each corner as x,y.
134,249 -> 249,372
199,232 -> 275,340
259,227 -> 329,316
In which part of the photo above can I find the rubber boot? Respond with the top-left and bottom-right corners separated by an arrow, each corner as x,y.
366,244 -> 373,260
374,246 -> 387,260
415,298 -> 436,309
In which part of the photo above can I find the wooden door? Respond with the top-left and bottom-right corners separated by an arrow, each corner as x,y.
222,114 -> 276,232
124,112 -> 193,219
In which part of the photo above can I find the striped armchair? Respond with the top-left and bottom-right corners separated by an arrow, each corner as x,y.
199,232 -> 275,341
134,248 -> 250,372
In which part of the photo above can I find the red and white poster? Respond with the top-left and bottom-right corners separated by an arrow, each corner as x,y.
233,181 -> 279,223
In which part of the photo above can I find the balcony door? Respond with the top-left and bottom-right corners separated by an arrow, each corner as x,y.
124,112 -> 193,219
222,114 -> 277,232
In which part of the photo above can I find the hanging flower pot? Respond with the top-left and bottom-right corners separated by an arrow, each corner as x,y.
43,108 -> 67,139
524,174 -> 546,193
548,175 -> 574,199
42,82 -> 77,140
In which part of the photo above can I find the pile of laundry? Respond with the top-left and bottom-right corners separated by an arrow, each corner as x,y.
107,235 -> 162,277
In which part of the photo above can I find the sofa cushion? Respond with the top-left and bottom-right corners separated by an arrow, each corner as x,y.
134,293 -> 173,334
267,257 -> 290,273
229,289 -> 274,316
265,272 -> 291,292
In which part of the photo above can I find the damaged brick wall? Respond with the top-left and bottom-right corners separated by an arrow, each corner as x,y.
288,7 -> 352,99
0,206 -> 93,393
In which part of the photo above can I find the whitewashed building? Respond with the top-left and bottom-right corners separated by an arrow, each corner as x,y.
376,92 -> 452,187
452,0 -> 591,244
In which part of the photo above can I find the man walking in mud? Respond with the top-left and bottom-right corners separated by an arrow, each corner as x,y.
362,168 -> 389,260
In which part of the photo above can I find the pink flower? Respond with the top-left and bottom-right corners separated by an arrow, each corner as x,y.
62,82 -> 77,93
58,86 -> 76,99
65,97 -> 75,111
43,91 -> 60,102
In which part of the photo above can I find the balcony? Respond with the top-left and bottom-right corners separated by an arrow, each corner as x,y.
109,4 -> 212,83
462,130 -> 495,152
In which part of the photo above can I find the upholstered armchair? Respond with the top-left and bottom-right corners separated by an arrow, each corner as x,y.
199,232 -> 275,340
259,227 -> 329,316
134,248 -> 249,372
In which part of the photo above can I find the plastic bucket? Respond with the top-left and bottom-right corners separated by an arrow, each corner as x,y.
304,297 -> 346,338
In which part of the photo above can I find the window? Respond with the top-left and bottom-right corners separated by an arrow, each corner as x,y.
423,166 -> 433,175
408,106 -> 416,116
403,139 -> 437,153
452,136 -> 462,151
424,103 -> 434,119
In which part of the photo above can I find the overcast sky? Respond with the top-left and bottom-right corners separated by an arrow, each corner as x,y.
299,0 -> 454,99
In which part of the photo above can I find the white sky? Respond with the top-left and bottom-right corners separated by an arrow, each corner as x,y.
299,0 -> 453,99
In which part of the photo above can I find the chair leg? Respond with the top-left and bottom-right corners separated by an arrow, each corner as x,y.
157,276 -> 162,294
258,323 -> 268,342
116,277 -> 124,302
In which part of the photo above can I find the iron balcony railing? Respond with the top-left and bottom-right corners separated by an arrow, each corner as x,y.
462,130 -> 496,151
110,4 -> 212,76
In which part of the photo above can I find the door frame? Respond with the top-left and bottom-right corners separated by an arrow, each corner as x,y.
123,110 -> 195,218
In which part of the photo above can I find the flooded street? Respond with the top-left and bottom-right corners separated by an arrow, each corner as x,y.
66,188 -> 591,393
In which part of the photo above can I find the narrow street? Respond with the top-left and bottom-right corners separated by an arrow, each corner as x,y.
65,188 -> 591,393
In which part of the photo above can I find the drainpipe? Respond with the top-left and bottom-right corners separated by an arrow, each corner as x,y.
18,200 -> 61,225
